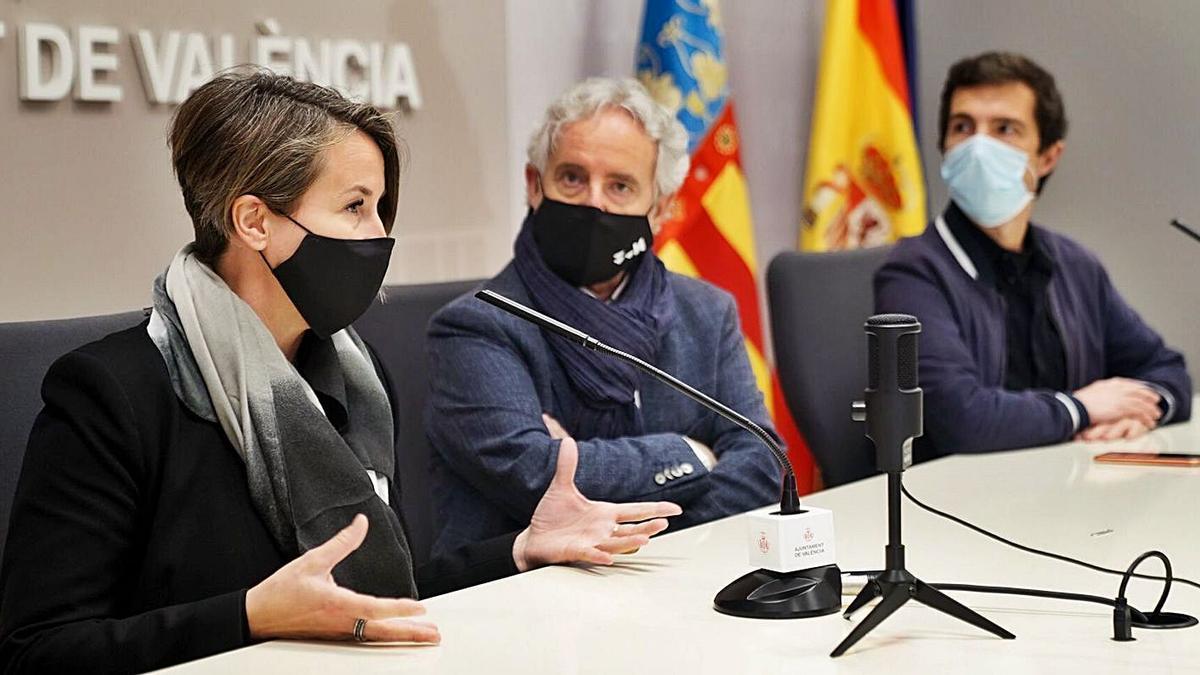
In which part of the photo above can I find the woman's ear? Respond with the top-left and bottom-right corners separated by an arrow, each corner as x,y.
229,195 -> 270,252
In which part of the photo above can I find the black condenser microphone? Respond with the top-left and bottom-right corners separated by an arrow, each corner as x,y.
834,312 -> 1014,657
852,313 -> 923,472
476,288 -> 801,513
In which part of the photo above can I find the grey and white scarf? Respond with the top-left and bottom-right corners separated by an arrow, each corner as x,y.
148,245 -> 416,598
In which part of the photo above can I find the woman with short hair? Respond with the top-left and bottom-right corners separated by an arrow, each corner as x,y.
0,70 -> 680,674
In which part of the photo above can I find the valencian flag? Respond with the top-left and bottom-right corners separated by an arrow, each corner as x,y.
637,0 -> 816,491
801,0 -> 925,251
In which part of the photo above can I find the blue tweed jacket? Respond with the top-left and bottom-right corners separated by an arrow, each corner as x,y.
425,263 -> 780,556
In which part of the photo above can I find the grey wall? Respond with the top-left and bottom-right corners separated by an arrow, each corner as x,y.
0,0 -> 827,342
916,0 -> 1200,384
0,0 -> 512,322
4,0 -> 1197,387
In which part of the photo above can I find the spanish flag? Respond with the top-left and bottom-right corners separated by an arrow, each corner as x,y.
801,0 -> 925,251
637,0 -> 815,492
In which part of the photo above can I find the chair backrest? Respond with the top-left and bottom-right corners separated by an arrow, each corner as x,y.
0,310 -> 147,563
767,247 -> 892,487
0,282 -> 477,569
353,280 -> 481,567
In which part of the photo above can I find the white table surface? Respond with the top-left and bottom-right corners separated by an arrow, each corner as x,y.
160,417 -> 1200,674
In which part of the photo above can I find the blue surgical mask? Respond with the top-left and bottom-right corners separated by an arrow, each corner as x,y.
940,134 -> 1036,228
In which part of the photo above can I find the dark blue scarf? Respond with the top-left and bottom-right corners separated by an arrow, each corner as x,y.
513,213 -> 676,440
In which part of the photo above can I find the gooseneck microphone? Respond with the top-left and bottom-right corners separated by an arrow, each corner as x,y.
1170,218 -> 1200,244
476,289 -> 841,620
475,288 -> 801,514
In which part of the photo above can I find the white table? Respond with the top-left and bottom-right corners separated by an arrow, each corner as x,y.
161,419 -> 1200,674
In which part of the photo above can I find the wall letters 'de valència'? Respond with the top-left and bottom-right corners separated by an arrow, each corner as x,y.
0,17 -> 421,110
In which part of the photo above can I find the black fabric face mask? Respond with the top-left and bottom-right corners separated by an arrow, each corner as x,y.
262,213 -> 395,339
530,197 -> 655,287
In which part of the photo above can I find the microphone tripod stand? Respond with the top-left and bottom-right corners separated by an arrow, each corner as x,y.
830,470 -> 1015,656
833,313 -> 1014,657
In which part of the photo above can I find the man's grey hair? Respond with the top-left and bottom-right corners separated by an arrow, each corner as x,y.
526,77 -> 690,198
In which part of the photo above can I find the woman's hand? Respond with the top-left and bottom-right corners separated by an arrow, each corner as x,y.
245,514 -> 440,644
513,437 -> 683,571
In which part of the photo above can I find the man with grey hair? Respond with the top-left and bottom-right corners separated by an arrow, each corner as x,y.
424,77 -> 781,556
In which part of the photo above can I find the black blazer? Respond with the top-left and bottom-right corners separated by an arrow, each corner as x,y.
0,324 -> 517,674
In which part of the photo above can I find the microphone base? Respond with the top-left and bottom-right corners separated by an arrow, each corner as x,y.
713,564 -> 842,619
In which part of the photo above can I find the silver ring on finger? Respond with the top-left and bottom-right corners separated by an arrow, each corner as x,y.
353,617 -> 368,642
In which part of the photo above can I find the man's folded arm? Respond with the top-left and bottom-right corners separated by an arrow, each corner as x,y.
677,293 -> 781,520
1095,265 -> 1191,424
875,261 -> 1079,453
424,302 -> 712,523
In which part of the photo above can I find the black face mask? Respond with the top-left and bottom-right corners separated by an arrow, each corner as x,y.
530,197 -> 655,287
261,213 -> 395,339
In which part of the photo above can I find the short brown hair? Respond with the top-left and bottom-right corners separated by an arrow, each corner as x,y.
169,69 -> 403,266
938,52 -> 1066,192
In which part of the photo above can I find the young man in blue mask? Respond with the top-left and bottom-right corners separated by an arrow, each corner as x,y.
875,51 -> 1191,459
423,78 -> 781,555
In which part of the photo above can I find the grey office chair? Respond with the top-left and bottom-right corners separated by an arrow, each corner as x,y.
354,279 -> 482,567
0,310 -> 147,563
0,282 -> 477,570
767,247 -> 893,487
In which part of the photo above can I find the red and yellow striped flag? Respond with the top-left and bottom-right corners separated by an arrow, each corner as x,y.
637,0 -> 815,492
802,0 -> 925,251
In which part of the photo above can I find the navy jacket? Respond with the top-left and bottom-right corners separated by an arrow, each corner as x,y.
0,325 -> 520,674
425,263 -> 780,556
874,204 -> 1191,460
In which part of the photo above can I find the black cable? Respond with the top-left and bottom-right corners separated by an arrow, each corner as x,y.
842,494 -> 1197,634
932,583 -> 1140,616
843,572 -> 1155,622
900,483 -> 1200,591
1118,551 -> 1172,616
